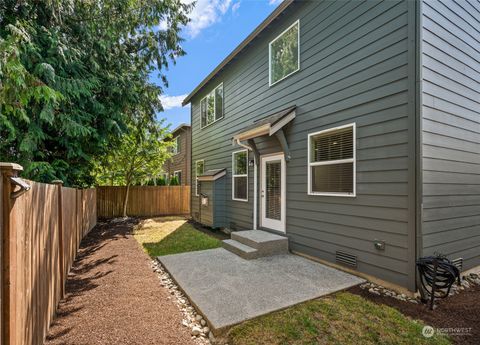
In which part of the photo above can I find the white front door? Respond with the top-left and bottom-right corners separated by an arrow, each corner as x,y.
260,153 -> 286,232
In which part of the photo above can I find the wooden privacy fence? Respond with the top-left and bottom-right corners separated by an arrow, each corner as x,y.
97,185 -> 190,218
0,163 -> 97,345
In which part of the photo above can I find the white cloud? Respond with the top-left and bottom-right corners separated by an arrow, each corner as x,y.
160,94 -> 188,110
184,0 -> 234,38
269,0 -> 283,5
158,19 -> 169,31
232,1 -> 241,13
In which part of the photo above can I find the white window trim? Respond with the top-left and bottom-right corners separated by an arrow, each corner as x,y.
195,159 -> 204,196
232,149 -> 248,202
174,170 -> 182,183
200,83 -> 224,129
172,136 -> 180,155
269,19 -> 300,87
307,123 -> 356,197
161,173 -> 169,184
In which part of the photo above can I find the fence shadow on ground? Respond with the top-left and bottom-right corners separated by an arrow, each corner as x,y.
46,219 -> 141,342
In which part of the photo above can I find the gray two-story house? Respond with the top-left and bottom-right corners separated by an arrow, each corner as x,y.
183,0 -> 480,292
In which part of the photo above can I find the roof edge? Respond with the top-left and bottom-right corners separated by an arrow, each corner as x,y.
170,123 -> 191,134
182,0 -> 295,106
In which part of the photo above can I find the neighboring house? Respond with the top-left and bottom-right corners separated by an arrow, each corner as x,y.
162,123 -> 191,185
183,0 -> 480,292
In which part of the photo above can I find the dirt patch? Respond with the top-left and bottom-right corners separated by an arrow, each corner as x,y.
45,218 -> 196,345
349,284 -> 480,345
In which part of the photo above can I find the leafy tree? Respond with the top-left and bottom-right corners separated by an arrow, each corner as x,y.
93,119 -> 172,216
157,177 -> 167,186
0,0 -> 191,186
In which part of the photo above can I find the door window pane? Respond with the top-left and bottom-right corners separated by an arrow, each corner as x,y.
266,161 -> 281,220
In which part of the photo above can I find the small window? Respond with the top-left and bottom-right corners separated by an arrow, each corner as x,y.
161,173 -> 169,184
201,83 -> 224,128
308,124 -> 356,196
174,170 -> 182,184
232,150 -> 248,201
171,136 -> 180,155
195,160 -> 205,196
269,20 -> 300,86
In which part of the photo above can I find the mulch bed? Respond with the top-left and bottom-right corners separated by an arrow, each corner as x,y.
45,219 -> 195,345
349,284 -> 480,345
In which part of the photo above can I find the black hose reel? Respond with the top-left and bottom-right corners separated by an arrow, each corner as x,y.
416,255 -> 460,310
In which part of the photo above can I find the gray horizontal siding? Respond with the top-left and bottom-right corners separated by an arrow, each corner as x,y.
191,0 -> 415,288
421,0 -> 480,270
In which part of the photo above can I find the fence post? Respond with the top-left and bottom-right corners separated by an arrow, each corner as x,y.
1,162 -> 24,345
51,180 -> 64,299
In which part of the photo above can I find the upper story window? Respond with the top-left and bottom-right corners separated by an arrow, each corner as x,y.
232,150 -> 248,201
269,20 -> 300,86
171,136 -> 180,155
308,123 -> 356,197
200,83 -> 224,128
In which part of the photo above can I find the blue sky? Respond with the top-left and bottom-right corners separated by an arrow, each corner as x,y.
150,0 -> 283,131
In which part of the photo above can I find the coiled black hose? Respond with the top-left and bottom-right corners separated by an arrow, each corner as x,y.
416,255 -> 460,310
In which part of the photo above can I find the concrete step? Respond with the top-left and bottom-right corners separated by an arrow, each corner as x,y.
231,230 -> 289,256
222,239 -> 259,260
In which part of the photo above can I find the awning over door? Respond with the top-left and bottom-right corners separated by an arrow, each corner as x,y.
232,106 -> 296,142
232,106 -> 296,161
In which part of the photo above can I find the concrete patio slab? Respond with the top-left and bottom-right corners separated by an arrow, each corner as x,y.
158,248 -> 364,333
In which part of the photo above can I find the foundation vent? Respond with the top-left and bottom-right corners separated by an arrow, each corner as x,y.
452,258 -> 463,271
336,251 -> 357,267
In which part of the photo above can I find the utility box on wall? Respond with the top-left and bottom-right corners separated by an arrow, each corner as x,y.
197,169 -> 226,229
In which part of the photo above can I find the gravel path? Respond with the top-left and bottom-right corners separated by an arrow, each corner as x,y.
45,219 -> 195,345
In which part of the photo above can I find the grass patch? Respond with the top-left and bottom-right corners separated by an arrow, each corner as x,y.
133,217 -> 222,257
228,292 -> 451,345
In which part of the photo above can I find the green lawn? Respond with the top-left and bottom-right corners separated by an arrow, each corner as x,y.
228,292 -> 450,345
133,217 -> 222,257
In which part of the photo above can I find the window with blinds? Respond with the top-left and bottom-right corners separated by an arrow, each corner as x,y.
308,124 -> 356,196
232,150 -> 248,201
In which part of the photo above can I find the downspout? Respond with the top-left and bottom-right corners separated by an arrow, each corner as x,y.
235,138 -> 258,230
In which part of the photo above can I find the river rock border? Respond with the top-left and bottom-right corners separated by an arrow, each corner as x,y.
151,260 -> 216,345
359,282 -> 420,303
361,273 -> 480,301
450,272 -> 480,295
